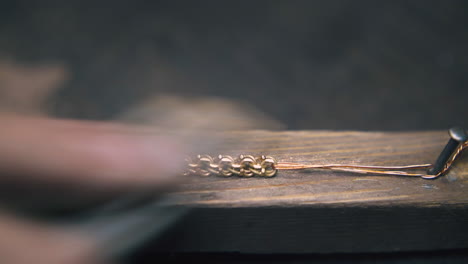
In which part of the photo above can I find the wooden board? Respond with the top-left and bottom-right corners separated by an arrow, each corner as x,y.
146,130 -> 468,254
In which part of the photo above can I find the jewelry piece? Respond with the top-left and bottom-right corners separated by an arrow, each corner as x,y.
185,127 -> 468,179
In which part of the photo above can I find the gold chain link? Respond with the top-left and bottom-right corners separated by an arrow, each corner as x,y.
185,155 -> 278,177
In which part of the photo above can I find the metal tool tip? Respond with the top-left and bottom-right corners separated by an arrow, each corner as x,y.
449,127 -> 467,142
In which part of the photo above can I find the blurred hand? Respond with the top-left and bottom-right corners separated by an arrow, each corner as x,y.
0,112 -> 185,264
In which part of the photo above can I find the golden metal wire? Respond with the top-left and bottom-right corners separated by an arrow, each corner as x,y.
185,142 -> 468,179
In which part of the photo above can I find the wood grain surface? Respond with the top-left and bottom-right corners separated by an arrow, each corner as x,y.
167,130 -> 468,207
149,130 -> 468,254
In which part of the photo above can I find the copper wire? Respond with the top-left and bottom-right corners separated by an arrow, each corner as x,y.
277,142 -> 468,179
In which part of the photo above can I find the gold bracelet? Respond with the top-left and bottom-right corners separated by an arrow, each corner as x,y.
185,127 -> 468,179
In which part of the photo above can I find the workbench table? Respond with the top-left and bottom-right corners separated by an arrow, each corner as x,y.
153,130 -> 468,253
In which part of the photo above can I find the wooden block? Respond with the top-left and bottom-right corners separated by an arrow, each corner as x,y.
147,130 -> 468,254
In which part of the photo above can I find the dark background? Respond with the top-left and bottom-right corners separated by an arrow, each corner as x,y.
1,0 -> 467,130
1,1 -> 468,263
